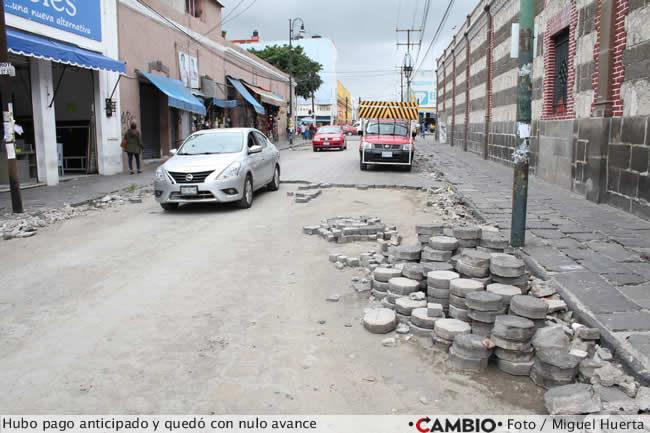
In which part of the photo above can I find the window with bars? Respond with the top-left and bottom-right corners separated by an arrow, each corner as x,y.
185,0 -> 203,18
552,30 -> 570,114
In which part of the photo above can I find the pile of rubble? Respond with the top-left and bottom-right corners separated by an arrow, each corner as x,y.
303,216 -> 402,244
1,187 -> 148,241
312,220 -> 649,415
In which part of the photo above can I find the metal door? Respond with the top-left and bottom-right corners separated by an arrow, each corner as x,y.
139,83 -> 160,159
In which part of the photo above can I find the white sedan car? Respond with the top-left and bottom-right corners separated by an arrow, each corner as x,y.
153,128 -> 280,211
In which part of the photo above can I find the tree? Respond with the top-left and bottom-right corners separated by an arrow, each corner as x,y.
248,45 -> 323,100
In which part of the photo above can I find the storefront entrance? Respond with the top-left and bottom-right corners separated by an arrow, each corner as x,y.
139,82 -> 161,159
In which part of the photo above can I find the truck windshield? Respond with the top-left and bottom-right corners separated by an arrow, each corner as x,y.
366,122 -> 408,137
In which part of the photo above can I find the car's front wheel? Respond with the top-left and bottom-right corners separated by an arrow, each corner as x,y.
268,165 -> 280,191
238,175 -> 253,209
360,160 -> 368,171
160,203 -> 179,211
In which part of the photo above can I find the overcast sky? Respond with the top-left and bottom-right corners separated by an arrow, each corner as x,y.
221,0 -> 481,102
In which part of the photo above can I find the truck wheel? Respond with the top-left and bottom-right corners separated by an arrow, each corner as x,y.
360,160 -> 368,171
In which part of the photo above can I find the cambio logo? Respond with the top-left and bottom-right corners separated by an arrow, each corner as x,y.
410,417 -> 500,433
30,0 -> 78,17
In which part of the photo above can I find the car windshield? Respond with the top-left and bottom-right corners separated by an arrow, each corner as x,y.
365,122 -> 409,137
318,127 -> 341,134
177,133 -> 243,155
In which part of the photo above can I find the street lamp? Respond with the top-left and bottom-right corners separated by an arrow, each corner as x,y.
288,17 -> 305,145
403,53 -> 413,102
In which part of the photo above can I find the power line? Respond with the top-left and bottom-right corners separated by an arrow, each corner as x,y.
222,0 -> 258,25
413,0 -> 455,76
413,0 -> 431,67
220,0 -> 246,22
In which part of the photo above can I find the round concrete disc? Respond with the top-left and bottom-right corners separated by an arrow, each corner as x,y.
427,270 -> 460,289
395,297 -> 427,315
453,225 -> 482,240
363,308 -> 397,334
434,318 -> 471,341
373,267 -> 403,282
486,283 -> 522,304
510,295 -> 549,319
449,278 -> 485,297
410,307 -> 440,329
388,277 -> 420,296
460,249 -> 492,267
490,255 -> 526,278
465,291 -> 503,311
491,314 -> 536,341
456,261 -> 490,278
428,236 -> 459,251
402,263 -> 424,281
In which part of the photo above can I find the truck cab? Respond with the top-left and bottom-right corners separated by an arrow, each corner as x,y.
359,119 -> 414,171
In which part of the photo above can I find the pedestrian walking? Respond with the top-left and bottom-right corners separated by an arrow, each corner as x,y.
421,122 -> 426,138
123,122 -> 144,174
309,123 -> 315,139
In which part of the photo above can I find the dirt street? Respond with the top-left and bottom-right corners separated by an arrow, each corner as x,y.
0,184 -> 545,414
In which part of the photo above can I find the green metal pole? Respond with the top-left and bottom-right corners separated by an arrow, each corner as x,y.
510,0 -> 534,247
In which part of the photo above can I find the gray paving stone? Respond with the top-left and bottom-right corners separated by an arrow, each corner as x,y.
529,229 -> 565,240
595,312 -> 650,332
602,272 -> 646,286
618,284 -> 650,309
554,272 -> 641,314
546,238 -> 585,250
523,245 -> 584,273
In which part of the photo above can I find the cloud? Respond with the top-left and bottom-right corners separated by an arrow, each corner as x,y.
222,0 -> 480,101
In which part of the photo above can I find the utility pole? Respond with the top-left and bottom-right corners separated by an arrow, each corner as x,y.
288,19 -> 293,145
345,96 -> 348,122
396,29 -> 420,103
0,1 -> 23,213
510,0 -> 534,247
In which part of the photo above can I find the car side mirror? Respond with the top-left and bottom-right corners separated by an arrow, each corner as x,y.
248,145 -> 263,154
170,149 -> 177,155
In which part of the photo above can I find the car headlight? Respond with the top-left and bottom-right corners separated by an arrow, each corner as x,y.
155,167 -> 168,182
217,161 -> 242,180
362,142 -> 372,149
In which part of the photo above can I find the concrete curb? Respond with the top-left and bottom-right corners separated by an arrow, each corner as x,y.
438,166 -> 650,385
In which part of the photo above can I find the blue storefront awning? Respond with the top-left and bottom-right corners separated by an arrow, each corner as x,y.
227,76 -> 265,115
210,98 -> 238,108
138,71 -> 206,116
7,29 -> 126,74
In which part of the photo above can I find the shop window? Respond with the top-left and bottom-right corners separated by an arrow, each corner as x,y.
186,0 -> 203,19
552,30 -> 569,115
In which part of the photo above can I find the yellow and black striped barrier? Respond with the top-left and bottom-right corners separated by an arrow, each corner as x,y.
358,101 -> 419,120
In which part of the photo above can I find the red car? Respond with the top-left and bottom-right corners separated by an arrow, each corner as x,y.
341,125 -> 356,136
312,126 -> 347,151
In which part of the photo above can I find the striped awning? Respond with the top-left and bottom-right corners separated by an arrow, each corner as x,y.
358,101 -> 419,120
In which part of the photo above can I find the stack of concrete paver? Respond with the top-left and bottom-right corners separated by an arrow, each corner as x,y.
489,254 -> 529,292
509,294 -> 549,329
426,270 -> 459,314
529,324 -> 578,389
402,263 -> 427,291
395,293 -> 427,324
449,333 -> 493,372
448,278 -> 484,322
385,277 -> 420,313
456,248 -> 492,283
422,236 -> 458,263
329,253 -> 360,270
303,216 -> 400,244
327,219 -> 650,415
491,315 -> 536,376
371,267 -> 402,301
432,318 -> 471,351
415,224 -> 444,248
453,225 -> 482,249
465,291 -> 505,337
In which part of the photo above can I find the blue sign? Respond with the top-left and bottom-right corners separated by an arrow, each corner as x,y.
4,0 -> 102,42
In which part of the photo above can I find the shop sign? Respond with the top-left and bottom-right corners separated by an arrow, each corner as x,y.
4,0 -> 103,42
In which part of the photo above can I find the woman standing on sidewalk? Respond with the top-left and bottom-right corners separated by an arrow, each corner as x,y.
124,122 -> 144,174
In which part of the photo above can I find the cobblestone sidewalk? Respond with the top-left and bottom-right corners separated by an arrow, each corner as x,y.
426,138 -> 650,383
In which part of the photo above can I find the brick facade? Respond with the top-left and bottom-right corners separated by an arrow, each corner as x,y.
436,0 -> 649,220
